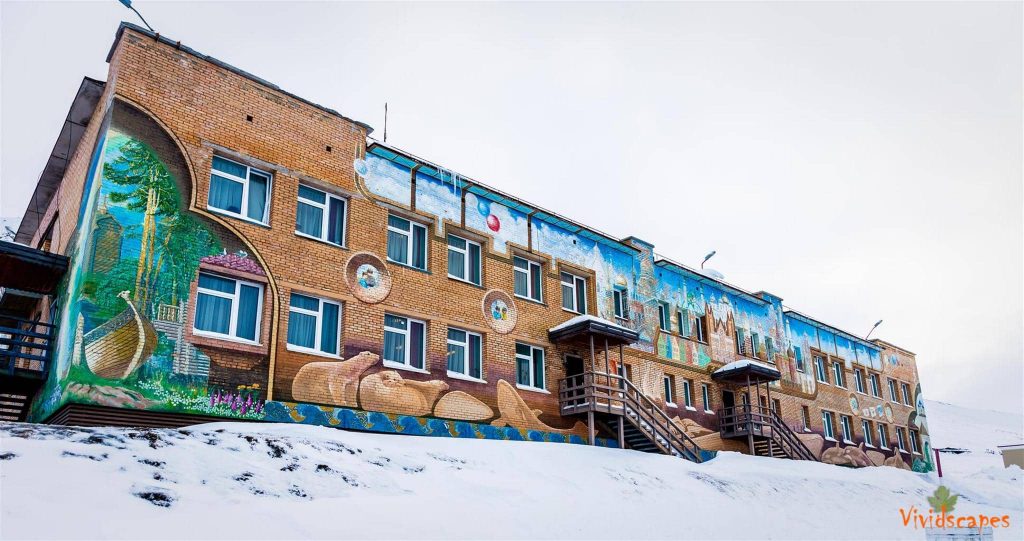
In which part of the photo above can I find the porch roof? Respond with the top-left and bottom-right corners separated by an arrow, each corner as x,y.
711,359 -> 782,385
548,314 -> 639,346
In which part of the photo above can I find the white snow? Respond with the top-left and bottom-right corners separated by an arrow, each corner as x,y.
549,313 -> 633,333
713,358 -> 781,377
0,400 -> 1021,540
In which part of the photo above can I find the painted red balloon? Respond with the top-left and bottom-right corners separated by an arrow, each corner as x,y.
486,214 -> 500,232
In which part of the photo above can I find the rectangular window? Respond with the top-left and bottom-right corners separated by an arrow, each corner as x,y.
765,337 -> 775,359
446,328 -> 482,380
682,379 -> 693,408
447,235 -> 482,285
383,314 -> 426,370
750,332 -> 761,358
209,156 -> 271,223
862,420 -> 874,446
515,343 -> 545,390
663,375 -> 675,404
901,383 -> 912,405
794,347 -> 806,373
701,383 -> 712,412
801,406 -> 811,431
735,329 -> 747,356
295,184 -> 346,245
613,287 -> 629,320
693,314 -> 707,343
814,355 -> 828,383
287,293 -> 341,356
888,378 -> 898,402
869,373 -> 882,397
910,429 -> 921,453
772,398 -> 781,415
657,302 -> 670,330
513,257 -> 543,302
387,215 -> 428,270
878,423 -> 889,449
840,415 -> 853,442
560,272 -> 587,314
821,410 -> 835,439
832,361 -> 845,388
896,427 -> 908,451
854,369 -> 866,393
194,272 -> 263,343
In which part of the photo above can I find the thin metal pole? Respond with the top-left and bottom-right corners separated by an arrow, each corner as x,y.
746,373 -> 754,455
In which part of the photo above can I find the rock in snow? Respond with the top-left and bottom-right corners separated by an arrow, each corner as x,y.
0,400 -> 1020,540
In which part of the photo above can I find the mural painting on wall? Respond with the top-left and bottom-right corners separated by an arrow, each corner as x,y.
344,252 -> 392,304
482,290 -> 517,334
31,103 -> 270,422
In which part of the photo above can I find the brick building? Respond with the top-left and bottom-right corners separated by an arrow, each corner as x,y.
0,23 -> 933,470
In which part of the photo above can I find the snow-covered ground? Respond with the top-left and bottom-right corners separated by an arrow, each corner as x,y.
1,400 -> 1020,540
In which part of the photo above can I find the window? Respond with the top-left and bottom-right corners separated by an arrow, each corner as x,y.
878,423 -> 890,449
814,355 -> 828,383
901,383 -> 912,405
682,379 -> 694,408
862,420 -> 874,446
515,343 -> 545,390
208,156 -> 271,223
194,272 -> 263,343
794,348 -> 806,373
896,427 -> 908,451
513,257 -> 543,302
771,398 -> 781,415
750,332 -> 761,357
657,302 -> 670,330
832,361 -> 845,388
888,378 -> 899,402
613,287 -> 629,320
735,329 -> 748,356
910,429 -> 921,453
663,375 -> 675,405
840,415 -> 853,442
821,410 -> 836,439
869,373 -> 882,397
854,369 -> 866,393
287,293 -> 340,356
387,215 -> 427,270
801,406 -> 811,431
693,314 -> 707,343
765,337 -> 776,359
383,314 -> 426,370
447,235 -> 482,285
701,383 -> 712,412
295,185 -> 346,245
447,328 -> 482,380
560,272 -> 587,314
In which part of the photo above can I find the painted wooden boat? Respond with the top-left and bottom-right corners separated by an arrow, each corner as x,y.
83,291 -> 157,379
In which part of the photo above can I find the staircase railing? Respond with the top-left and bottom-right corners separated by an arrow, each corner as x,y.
717,404 -> 817,461
0,313 -> 55,377
559,371 -> 705,462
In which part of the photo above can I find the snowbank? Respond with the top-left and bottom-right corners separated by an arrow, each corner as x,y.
1,403 -> 1021,540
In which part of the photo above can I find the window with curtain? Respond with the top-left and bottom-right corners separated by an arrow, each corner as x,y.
515,343 -> 545,390
840,415 -> 853,441
513,257 -> 543,302
446,328 -> 482,380
383,314 -> 425,369
387,215 -> 427,270
814,355 -> 828,383
888,378 -> 899,401
194,272 -> 263,342
693,314 -> 707,343
854,369 -> 866,393
447,235 -> 481,285
295,185 -> 347,246
832,361 -> 845,388
821,410 -> 835,439
287,292 -> 341,356
683,379 -> 694,408
209,156 -> 271,223
878,424 -> 889,449
663,375 -> 675,404
901,382 -> 912,405
869,373 -> 882,397
794,347 -> 805,372
862,420 -> 874,446
896,427 -> 908,451
559,272 -> 587,314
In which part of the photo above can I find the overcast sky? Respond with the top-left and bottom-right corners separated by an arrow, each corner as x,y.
1,2 -> 1021,414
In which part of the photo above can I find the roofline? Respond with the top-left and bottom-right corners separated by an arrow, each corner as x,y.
653,256 -> 769,306
870,339 -> 917,357
783,309 -> 883,352
366,139 -> 639,253
107,22 -> 373,134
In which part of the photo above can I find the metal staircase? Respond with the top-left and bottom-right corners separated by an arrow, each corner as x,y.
559,371 -> 705,463
718,404 -> 817,461
0,313 -> 55,421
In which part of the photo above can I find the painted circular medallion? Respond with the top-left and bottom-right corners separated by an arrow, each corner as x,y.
344,252 -> 392,304
482,289 -> 517,334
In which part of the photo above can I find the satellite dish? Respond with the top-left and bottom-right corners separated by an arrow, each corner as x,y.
700,268 -> 725,281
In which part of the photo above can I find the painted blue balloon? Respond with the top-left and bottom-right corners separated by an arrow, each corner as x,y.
476,197 -> 491,216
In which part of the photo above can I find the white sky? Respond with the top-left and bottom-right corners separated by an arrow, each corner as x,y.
1,2 -> 1021,414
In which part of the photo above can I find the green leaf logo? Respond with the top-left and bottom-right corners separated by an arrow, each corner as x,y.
927,485 -> 959,514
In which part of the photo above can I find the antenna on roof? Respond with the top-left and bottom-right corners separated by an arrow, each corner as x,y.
117,0 -> 155,33
383,102 -> 388,143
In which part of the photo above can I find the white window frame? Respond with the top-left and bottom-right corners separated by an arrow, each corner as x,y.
446,327 -> 484,382
207,156 -> 272,224
694,313 -> 708,343
613,287 -> 628,320
821,410 -> 836,440
910,429 -> 921,454
832,361 -> 845,388
814,355 -> 828,383
657,302 -> 670,330
513,256 -> 543,303
869,373 -> 882,398
794,349 -> 806,373
701,383 -> 712,412
854,369 -> 866,394
286,293 -> 342,358
896,427 -> 908,452
663,375 -> 675,406
383,314 -> 428,372
862,420 -> 874,447
193,272 -> 263,345
560,271 -> 587,314
387,215 -> 428,270
840,415 -> 853,442
295,184 -> 347,246
447,234 -> 482,285
515,343 -> 546,392
682,379 -> 694,409
888,378 -> 899,402
878,423 -> 889,449
901,382 -> 912,405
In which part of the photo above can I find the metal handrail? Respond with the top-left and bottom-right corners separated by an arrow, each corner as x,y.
559,371 -> 704,462
0,314 -> 55,377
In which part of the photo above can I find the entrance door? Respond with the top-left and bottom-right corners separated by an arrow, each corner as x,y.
722,390 -> 735,410
565,355 -> 585,405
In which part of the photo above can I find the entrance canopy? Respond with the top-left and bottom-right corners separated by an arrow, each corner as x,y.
548,314 -> 639,346
0,241 -> 69,295
712,359 -> 781,386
